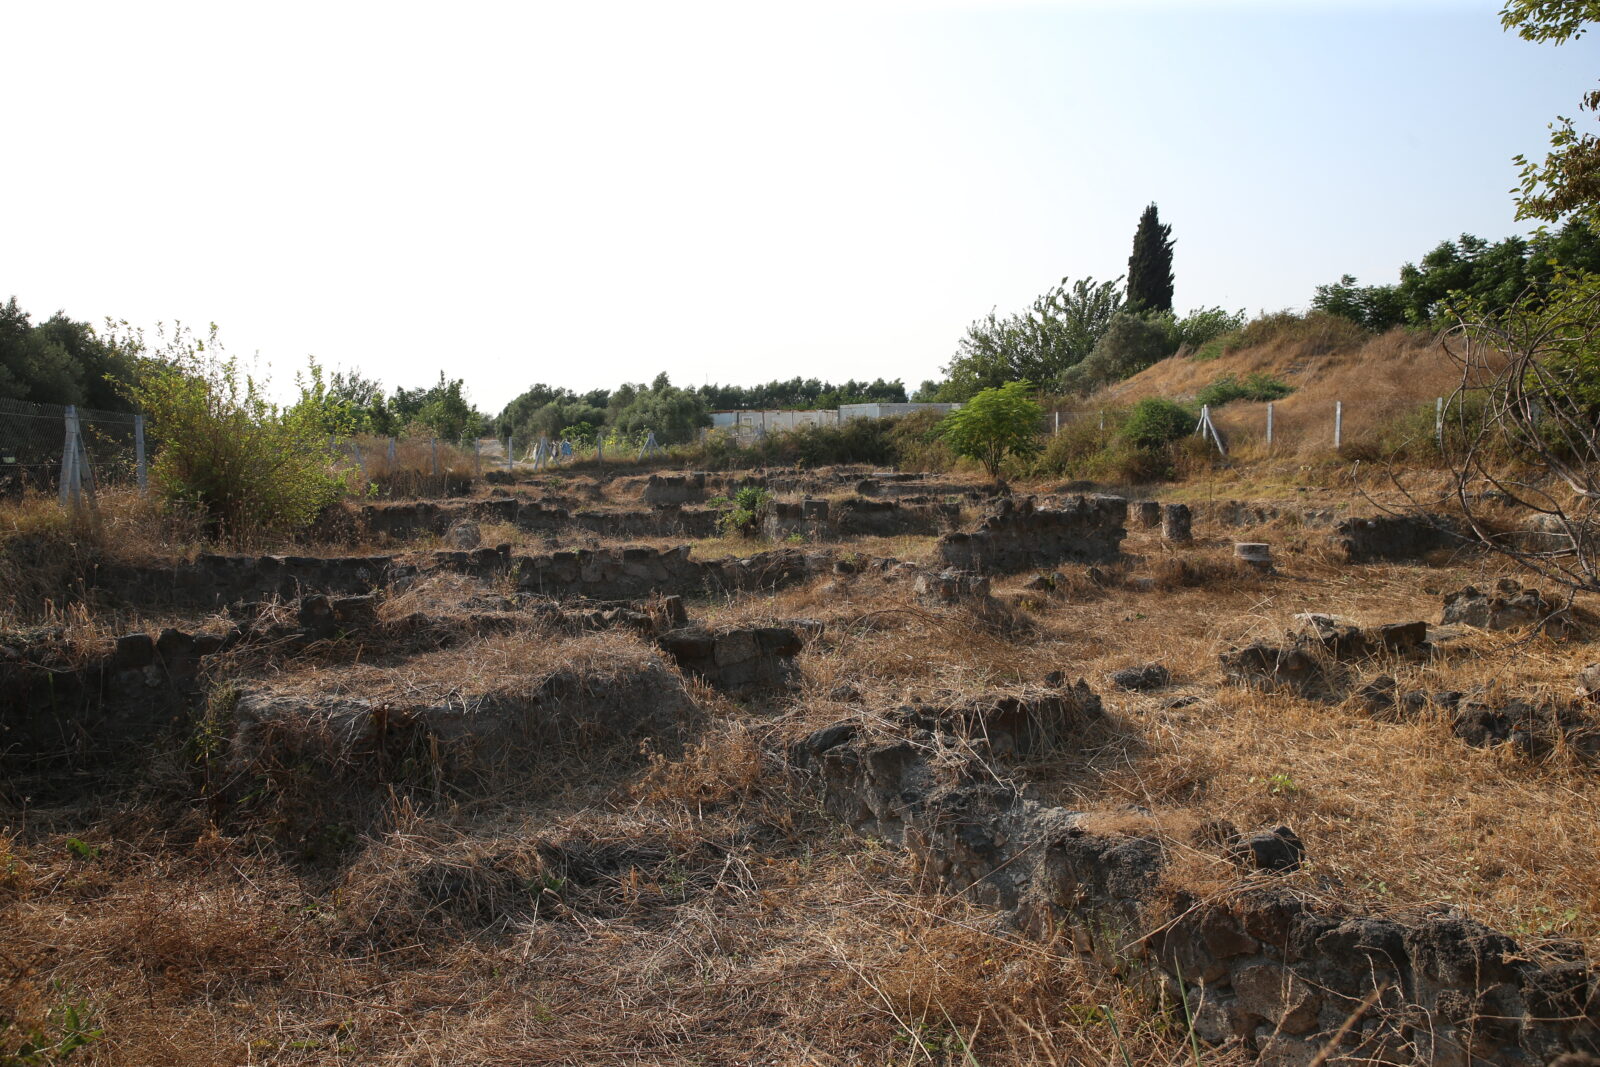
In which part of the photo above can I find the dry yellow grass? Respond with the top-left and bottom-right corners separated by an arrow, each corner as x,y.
5,468 -> 1599,1064
1091,328 -> 1466,461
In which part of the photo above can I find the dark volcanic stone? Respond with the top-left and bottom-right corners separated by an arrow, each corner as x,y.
1228,826 -> 1305,873
1109,663 -> 1171,691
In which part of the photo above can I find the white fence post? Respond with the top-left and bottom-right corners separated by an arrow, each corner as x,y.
1435,396 -> 1444,450
1053,411 -> 1060,435
1266,402 -> 1274,451
1334,401 -> 1343,451
134,413 -> 148,494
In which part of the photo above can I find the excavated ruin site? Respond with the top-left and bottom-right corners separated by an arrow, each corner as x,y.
5,466 -> 1600,1066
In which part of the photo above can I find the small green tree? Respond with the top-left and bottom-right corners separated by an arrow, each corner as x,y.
938,380 -> 1042,478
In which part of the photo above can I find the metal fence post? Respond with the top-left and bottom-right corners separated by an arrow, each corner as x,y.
134,413 -> 148,493
1334,401 -> 1343,451
59,406 -> 79,508
75,424 -> 97,514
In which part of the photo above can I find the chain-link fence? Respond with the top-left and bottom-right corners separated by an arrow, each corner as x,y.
0,398 -> 146,500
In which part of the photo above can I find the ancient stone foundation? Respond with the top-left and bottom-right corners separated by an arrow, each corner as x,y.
1337,514 -> 1469,564
656,623 -> 812,694
788,689 -> 1600,1065
936,495 -> 1126,573
761,496 -> 959,540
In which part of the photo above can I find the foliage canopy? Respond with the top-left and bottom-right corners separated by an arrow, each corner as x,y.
938,381 -> 1042,478
1126,204 -> 1175,314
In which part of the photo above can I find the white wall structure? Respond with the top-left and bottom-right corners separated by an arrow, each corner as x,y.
838,402 -> 961,420
707,402 -> 959,443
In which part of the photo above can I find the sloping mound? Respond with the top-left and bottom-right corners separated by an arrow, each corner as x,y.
1090,327 -> 1460,458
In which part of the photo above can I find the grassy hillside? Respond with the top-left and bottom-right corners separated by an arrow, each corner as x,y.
1083,323 -> 1464,462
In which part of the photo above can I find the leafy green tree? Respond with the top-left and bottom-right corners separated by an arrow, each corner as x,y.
1062,311 -> 1177,393
696,376 -> 906,410
608,373 -> 711,444
1126,204 -> 1175,313
1311,275 -> 1410,331
0,297 -> 138,409
1314,224 -> 1600,330
389,373 -> 485,442
1501,1 -> 1600,227
936,276 -> 1124,400
938,380 -> 1042,477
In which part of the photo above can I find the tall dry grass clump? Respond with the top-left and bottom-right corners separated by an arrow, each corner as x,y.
351,434 -> 480,498
0,488 -> 203,624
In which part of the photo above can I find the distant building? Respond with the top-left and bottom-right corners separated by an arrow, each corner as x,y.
838,402 -> 961,420
707,402 -> 959,443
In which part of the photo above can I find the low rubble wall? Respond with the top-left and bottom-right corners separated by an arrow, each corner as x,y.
93,553 -> 399,610
788,689 -> 1600,1065
937,495 -> 1126,573
1337,514 -> 1471,564
761,496 -> 959,540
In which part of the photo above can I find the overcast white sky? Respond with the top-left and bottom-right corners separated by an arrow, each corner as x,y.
4,0 -> 1594,412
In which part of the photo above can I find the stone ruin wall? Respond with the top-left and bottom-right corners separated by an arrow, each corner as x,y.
936,495 -> 1127,573
788,688 -> 1600,1066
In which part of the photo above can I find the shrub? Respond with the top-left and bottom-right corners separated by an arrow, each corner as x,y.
1032,415 -> 1116,478
1194,373 -> 1294,408
939,381 -> 1042,478
718,486 -> 773,536
886,408 -> 955,471
1234,310 -> 1371,356
1190,331 -> 1241,362
124,329 -> 344,542
1120,397 -> 1195,450
1175,307 -> 1247,350
1062,312 -> 1177,392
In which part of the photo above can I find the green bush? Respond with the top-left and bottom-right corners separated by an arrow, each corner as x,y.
125,329 -> 344,543
718,485 -> 773,536
1194,373 -> 1293,408
1061,312 -> 1177,392
1176,307 -> 1247,350
1190,331 -> 1240,362
885,408 -> 955,471
1031,415 -> 1116,478
1120,397 -> 1195,450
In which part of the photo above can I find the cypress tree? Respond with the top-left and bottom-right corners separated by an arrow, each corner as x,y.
1126,203 -> 1175,313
